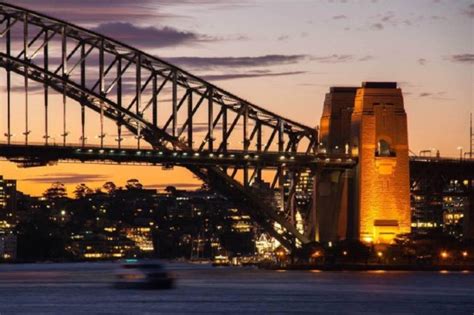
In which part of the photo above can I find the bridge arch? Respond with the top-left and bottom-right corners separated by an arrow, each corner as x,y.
0,3 -> 324,249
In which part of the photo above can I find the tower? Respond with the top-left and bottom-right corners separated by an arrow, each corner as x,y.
350,82 -> 411,243
317,87 -> 358,242
320,87 -> 357,153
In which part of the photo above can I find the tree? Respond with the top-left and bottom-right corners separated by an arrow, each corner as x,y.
73,183 -> 93,199
43,182 -> 67,199
103,181 -> 117,194
165,186 -> 177,194
126,179 -> 143,190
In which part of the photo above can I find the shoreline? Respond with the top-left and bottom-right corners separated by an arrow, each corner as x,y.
2,260 -> 474,272
263,264 -> 474,272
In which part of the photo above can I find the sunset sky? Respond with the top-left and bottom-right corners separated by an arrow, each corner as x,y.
0,0 -> 473,196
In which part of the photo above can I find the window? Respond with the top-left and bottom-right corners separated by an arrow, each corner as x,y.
377,139 -> 394,157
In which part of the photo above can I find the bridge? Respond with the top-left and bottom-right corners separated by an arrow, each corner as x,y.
0,3 -> 472,250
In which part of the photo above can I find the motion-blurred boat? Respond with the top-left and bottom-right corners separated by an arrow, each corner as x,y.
114,259 -> 174,289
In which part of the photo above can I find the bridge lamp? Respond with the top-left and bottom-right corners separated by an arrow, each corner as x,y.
440,251 -> 448,259
279,155 -> 285,160
88,149 -> 93,153
311,250 -> 321,258
254,155 -> 259,159
218,154 -> 224,158
182,152 -> 188,157
60,210 -> 66,216
377,251 -> 383,258
363,236 -> 373,243
209,153 -> 214,157
99,149 -> 104,154
244,154 -> 249,159
462,251 -> 468,257
137,151 -> 142,155
342,251 -> 348,256
109,150 -> 114,154
172,152 -> 177,156
230,154 -> 235,158
194,152 -> 200,157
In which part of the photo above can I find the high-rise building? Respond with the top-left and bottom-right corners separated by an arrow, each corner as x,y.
0,176 -> 17,221
0,220 -> 16,260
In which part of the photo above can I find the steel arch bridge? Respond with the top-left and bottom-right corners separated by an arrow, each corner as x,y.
0,3 -> 355,250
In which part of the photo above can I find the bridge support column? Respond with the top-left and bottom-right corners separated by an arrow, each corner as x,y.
314,170 -> 349,243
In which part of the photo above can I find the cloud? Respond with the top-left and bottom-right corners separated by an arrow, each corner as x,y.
3,0 -> 171,24
464,3 -> 474,18
2,85 -> 44,94
91,22 -> 213,48
418,58 -> 427,65
332,15 -> 347,20
445,54 -> 474,63
418,91 -> 452,100
145,183 -> 202,190
311,54 -> 354,63
23,173 -> 109,184
201,71 -> 306,82
163,55 -> 308,70
4,0 -> 251,25
358,55 -> 375,61
370,23 -> 384,30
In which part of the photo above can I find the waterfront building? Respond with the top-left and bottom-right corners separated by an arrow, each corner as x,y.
0,176 -> 17,221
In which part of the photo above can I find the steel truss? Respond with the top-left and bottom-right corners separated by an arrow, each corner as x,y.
0,3 -> 346,249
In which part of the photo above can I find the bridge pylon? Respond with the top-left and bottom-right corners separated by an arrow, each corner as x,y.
317,82 -> 411,244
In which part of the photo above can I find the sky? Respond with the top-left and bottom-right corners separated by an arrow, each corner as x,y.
0,0 -> 473,196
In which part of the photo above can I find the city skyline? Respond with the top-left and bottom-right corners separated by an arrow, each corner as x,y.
0,0 -> 473,196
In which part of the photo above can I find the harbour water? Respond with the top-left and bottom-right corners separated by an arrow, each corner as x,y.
0,262 -> 473,314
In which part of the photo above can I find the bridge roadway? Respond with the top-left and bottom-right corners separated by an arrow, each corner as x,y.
0,143 -> 355,169
410,156 -> 474,178
1,143 -> 473,175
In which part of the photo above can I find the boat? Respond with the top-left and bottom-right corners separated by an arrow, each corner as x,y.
114,259 -> 175,289
212,255 -> 231,267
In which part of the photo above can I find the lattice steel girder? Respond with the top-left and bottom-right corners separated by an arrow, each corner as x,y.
0,3 -> 325,249
0,3 -> 318,155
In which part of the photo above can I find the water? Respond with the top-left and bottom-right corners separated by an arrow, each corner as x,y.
0,262 -> 473,314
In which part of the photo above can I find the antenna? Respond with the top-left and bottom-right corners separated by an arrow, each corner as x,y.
470,113 -> 473,159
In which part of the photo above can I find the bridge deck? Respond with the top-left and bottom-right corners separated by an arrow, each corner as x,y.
0,143 -> 356,169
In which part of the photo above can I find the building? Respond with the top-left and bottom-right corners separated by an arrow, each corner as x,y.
0,220 -> 17,261
0,176 -> 17,221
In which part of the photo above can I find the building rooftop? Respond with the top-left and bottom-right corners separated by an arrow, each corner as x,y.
362,82 -> 397,89
329,87 -> 358,93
